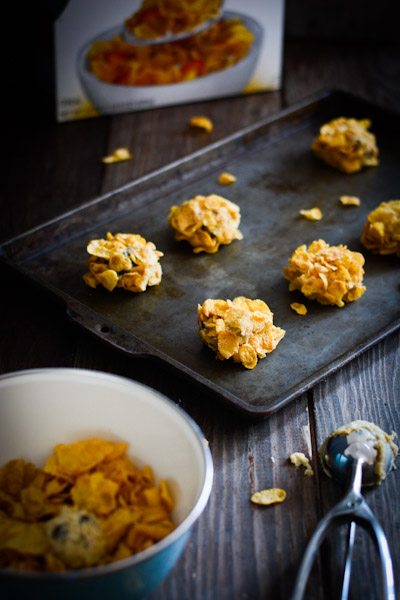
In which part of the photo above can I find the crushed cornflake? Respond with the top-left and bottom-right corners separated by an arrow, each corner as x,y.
189,116 -> 213,132
168,194 -> 242,254
218,172 -> 237,185
300,207 -> 322,221
0,439 -> 175,571
283,239 -> 366,307
361,199 -> 400,257
83,232 -> 163,292
289,452 -> 314,476
311,117 -> 379,174
339,195 -> 361,207
102,148 -> 132,164
290,302 -> 307,315
197,296 -> 285,369
250,488 -> 286,505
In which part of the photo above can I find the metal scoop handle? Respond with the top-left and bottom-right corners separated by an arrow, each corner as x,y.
290,458 -> 395,600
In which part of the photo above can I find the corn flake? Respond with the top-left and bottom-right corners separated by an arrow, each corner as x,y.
83,232 -> 163,292
283,239 -> 366,307
101,148 -> 132,164
189,116 -> 213,132
300,207 -> 322,221
311,117 -> 379,174
289,452 -> 314,476
102,148 -> 132,164
339,195 -> 361,206
198,296 -> 285,369
218,172 -> 236,185
169,194 -> 242,253
250,488 -> 286,505
360,200 -> 400,257
0,439 -> 175,572
290,302 -> 307,315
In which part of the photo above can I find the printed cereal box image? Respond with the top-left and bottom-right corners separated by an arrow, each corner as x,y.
54,0 -> 285,121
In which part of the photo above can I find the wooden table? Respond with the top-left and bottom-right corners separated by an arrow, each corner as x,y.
1,36 -> 399,599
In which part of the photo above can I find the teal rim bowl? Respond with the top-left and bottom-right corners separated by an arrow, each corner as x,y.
0,368 -> 213,599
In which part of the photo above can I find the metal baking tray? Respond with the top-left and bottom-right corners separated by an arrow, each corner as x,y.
2,90 -> 399,417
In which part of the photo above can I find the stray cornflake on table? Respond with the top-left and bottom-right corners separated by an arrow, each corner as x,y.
299,207 -> 322,221
218,172 -> 236,185
189,116 -> 213,132
102,148 -> 132,163
339,195 -> 361,206
250,488 -> 286,506
289,452 -> 314,476
290,302 -> 307,315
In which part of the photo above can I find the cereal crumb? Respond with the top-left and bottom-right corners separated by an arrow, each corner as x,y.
300,207 -> 322,221
250,488 -> 286,505
339,195 -> 361,206
289,452 -> 314,476
290,302 -> 307,315
102,147 -> 132,163
218,172 -> 236,185
189,116 -> 213,132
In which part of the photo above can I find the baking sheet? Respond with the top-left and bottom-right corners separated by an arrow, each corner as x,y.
2,90 -> 399,416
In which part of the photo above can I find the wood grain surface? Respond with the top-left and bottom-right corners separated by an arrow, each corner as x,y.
1,31 -> 399,600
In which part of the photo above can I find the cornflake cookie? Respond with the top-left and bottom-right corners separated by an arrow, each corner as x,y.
360,200 -> 400,257
311,117 -> 379,174
168,194 -> 243,253
197,296 -> 285,369
83,232 -> 163,293
283,239 -> 366,307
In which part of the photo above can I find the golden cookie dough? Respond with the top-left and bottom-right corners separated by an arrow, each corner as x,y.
283,239 -> 366,307
319,420 -> 398,486
83,232 -> 163,292
168,194 -> 243,253
360,199 -> 400,257
45,507 -> 106,568
311,117 -> 379,174
197,296 -> 285,369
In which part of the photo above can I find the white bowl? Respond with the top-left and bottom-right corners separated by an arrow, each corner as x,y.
0,368 -> 213,600
76,11 -> 264,115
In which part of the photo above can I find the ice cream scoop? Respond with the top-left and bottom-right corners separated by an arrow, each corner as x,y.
290,420 -> 398,600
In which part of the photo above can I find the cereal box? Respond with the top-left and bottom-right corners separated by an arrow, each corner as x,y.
54,0 -> 285,122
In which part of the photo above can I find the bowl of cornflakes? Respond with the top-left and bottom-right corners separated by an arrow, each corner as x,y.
0,368 -> 213,599
76,11 -> 263,115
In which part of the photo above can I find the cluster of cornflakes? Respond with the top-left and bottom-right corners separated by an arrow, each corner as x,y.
0,438 -> 174,571
83,232 -> 163,292
283,239 -> 366,307
361,200 -> 400,257
168,194 -> 243,254
311,117 -> 379,174
197,296 -> 285,369
125,0 -> 222,40
88,18 -> 254,86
